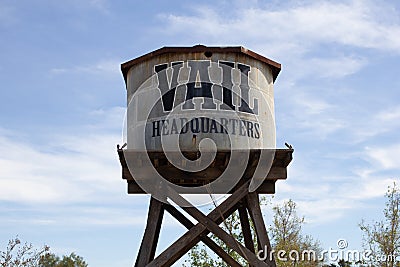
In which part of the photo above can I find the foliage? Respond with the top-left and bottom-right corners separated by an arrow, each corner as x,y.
0,237 -> 49,267
271,199 -> 304,248
184,197 -> 322,267
184,243 -> 217,267
337,259 -> 352,267
0,237 -> 87,267
322,259 -> 352,267
183,197 -> 268,266
270,199 -> 322,267
39,252 -> 88,267
183,209 -> 252,266
359,182 -> 400,267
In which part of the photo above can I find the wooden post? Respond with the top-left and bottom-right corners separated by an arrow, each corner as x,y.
247,192 -> 276,267
135,197 -> 165,267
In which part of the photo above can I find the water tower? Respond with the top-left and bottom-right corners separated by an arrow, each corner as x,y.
117,45 -> 293,266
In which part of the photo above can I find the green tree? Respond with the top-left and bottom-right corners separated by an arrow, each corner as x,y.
270,199 -> 322,267
359,182 -> 400,267
39,252 -> 88,267
38,253 -> 58,267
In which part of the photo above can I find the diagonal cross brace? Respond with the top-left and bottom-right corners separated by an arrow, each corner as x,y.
167,186 -> 270,267
146,180 -> 274,267
164,204 -> 242,267
146,180 -> 252,266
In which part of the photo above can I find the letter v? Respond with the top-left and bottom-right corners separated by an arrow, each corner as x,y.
155,62 -> 182,112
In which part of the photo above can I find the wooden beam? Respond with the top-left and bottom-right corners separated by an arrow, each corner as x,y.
134,197 -> 164,267
128,179 -> 277,194
238,202 -> 255,253
164,204 -> 242,267
246,193 -> 276,267
255,180 -> 275,194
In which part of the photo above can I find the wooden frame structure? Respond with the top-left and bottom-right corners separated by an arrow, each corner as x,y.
117,148 -> 293,266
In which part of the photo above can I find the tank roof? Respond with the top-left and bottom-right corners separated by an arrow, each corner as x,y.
121,45 -> 281,83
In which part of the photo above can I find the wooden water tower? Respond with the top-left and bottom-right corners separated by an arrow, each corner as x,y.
117,45 -> 293,266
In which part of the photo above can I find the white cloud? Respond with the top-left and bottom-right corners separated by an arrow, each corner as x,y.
294,93 -> 333,115
270,144 -> 399,225
0,106 -> 146,228
50,59 -> 121,76
0,107 -> 127,205
364,144 -> 400,170
277,91 -> 347,139
344,105 -> 400,143
0,205 -> 150,228
349,176 -> 396,200
160,1 -> 400,56
297,198 -> 355,224
376,106 -> 400,121
0,133 -> 120,204
157,0 -> 400,145
273,176 -> 397,225
306,56 -> 367,79
266,1 -> 400,51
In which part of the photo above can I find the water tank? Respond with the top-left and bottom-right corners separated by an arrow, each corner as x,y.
121,45 -> 281,198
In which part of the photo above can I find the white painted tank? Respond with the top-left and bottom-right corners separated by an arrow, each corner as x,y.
121,45 -> 280,152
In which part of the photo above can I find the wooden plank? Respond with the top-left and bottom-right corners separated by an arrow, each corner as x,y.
147,180 -> 251,266
134,197 -> 164,267
128,179 -> 277,194
238,202 -> 255,253
246,193 -> 276,267
164,204 -> 242,267
123,165 -> 286,182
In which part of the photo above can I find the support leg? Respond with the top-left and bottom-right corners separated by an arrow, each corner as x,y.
135,197 -> 164,267
246,192 -> 276,267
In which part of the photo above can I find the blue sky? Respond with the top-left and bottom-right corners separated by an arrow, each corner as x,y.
0,0 -> 399,266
